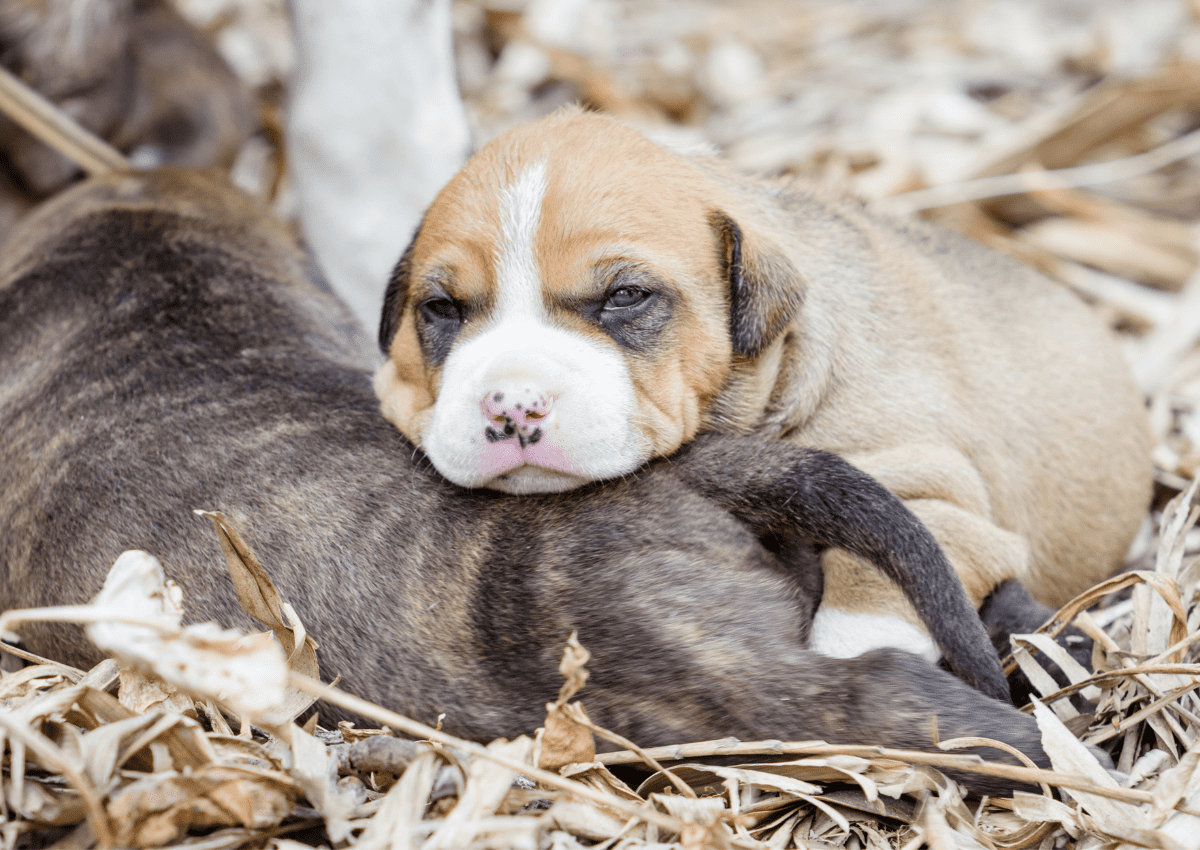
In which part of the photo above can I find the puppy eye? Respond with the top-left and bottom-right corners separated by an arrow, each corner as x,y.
419,297 -> 462,323
604,287 -> 651,310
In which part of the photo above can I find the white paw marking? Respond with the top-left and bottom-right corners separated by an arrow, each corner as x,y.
808,607 -> 941,664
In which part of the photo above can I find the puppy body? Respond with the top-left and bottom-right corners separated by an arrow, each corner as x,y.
376,107 -> 1152,660
1,171 -> 1044,794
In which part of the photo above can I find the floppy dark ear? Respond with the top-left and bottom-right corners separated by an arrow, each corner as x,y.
378,224 -> 421,353
710,211 -> 804,358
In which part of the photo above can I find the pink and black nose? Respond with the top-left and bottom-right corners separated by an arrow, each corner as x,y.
482,389 -> 554,448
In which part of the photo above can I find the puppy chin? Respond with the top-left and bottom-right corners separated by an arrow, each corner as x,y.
483,466 -> 594,494
423,421 -> 649,493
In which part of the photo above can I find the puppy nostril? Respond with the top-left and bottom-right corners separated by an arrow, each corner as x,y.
480,391 -> 556,439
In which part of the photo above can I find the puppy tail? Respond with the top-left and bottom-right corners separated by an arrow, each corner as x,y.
671,434 -> 1012,703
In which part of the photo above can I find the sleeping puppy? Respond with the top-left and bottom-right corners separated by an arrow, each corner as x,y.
0,169 -> 1047,794
0,0 -> 254,242
374,105 -> 1153,664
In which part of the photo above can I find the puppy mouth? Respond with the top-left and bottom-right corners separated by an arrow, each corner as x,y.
484,464 -> 592,494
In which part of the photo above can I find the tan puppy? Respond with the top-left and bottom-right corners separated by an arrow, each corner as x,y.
376,106 -> 1152,663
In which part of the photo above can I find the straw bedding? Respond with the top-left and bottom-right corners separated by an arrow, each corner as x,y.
7,1 -> 1200,847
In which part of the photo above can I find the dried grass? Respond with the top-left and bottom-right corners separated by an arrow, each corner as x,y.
9,0 -> 1200,847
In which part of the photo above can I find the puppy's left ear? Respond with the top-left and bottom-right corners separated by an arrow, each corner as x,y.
710,211 -> 804,358
379,224 -> 420,353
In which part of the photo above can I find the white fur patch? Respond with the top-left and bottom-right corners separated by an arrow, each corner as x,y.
495,161 -> 549,321
808,608 -> 941,664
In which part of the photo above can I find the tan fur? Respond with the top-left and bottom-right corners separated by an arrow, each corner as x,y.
379,106 -> 1152,627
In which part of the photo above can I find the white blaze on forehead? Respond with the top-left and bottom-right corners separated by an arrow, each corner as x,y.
495,160 -> 549,319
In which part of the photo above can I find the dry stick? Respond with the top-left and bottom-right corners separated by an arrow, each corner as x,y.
1149,629 -> 1200,668
1003,572 -> 1200,732
1087,681 -> 1200,745
0,640 -> 83,673
286,674 -> 744,845
1020,663 -> 1200,707
938,735 -> 1052,797
874,125 -> 1200,215
594,738 -> 1200,818
288,674 -> 1200,822
1073,610 -> 1200,730
0,64 -> 128,174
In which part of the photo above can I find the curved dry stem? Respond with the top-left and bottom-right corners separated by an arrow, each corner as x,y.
285,672 -> 726,844
0,64 -> 128,175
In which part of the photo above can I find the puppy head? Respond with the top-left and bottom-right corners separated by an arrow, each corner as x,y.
377,107 -> 801,493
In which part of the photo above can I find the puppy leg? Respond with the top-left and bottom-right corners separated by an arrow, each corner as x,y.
287,0 -> 470,331
979,579 -> 1095,707
813,444 -> 1031,662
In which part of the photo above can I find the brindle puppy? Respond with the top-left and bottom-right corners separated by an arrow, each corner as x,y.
0,170 -> 1050,795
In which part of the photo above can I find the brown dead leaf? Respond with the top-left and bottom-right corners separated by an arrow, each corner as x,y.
537,633 -> 596,772
547,799 -> 629,841
3,775 -> 88,826
117,668 -> 197,717
538,702 -> 596,773
559,761 -> 643,803
196,510 -> 320,723
0,664 -> 78,702
106,764 -> 295,847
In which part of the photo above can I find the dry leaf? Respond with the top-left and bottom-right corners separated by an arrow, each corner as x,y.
354,748 -> 441,850
84,550 -> 290,721
538,702 -> 596,773
1033,698 -> 1142,828
547,799 -> 629,841
537,634 -> 596,771
196,510 -> 320,724
3,776 -> 88,826
106,765 -> 295,846
117,668 -> 197,716
285,724 -> 362,843
425,737 -> 535,850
